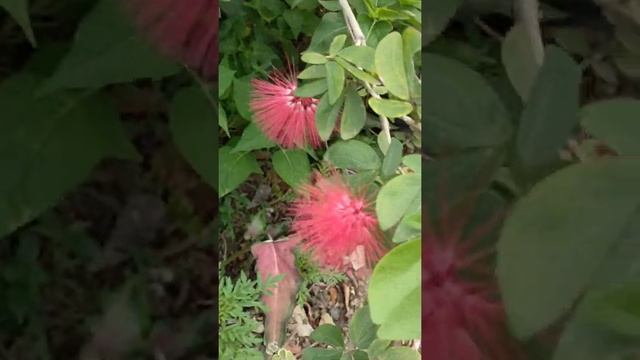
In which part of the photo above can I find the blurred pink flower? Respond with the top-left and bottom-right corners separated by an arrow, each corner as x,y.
291,172 -> 385,270
423,196 -> 522,360
250,67 -> 322,149
127,0 -> 218,81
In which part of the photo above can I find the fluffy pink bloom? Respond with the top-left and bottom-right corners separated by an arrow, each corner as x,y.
423,194 -> 522,360
250,68 -> 322,149
126,0 -> 218,81
291,172 -> 385,269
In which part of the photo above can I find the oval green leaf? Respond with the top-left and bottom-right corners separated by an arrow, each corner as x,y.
219,146 -> 261,197
329,34 -> 347,56
298,65 -> 327,79
497,158 -> 640,339
375,32 -> 409,100
368,98 -> 413,118
381,138 -> 403,178
326,61 -> 345,104
581,98 -> 640,156
302,51 -> 328,64
169,86 -> 217,189
272,149 -> 311,188
340,85 -> 366,140
337,45 -> 376,73
315,92 -> 344,141
325,140 -> 381,171
376,173 -> 420,230
368,239 -> 421,340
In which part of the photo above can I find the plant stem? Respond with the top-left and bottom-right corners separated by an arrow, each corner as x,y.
337,0 -> 392,145
338,0 -> 366,46
515,0 -> 544,67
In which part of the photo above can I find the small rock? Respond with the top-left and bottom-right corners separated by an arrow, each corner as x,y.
319,312 -> 335,326
291,305 -> 313,337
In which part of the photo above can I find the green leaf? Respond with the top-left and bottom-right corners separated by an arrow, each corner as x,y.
368,239 -> 421,340
351,350 -> 368,360
0,0 -> 36,45
219,105 -> 230,137
340,85 -> 366,140
169,86 -> 216,189
367,339 -> 391,358
337,46 -> 376,73
588,284 -> 640,337
376,173 -> 420,230
580,98 -> 640,156
402,27 -> 421,103
402,154 -> 421,173
295,79 -> 329,97
272,149 -> 311,188
307,13 -> 347,53
553,211 -> 640,360
365,20 -> 393,48
0,74 -> 138,238
375,32 -> 409,100
283,9 -> 304,37
219,63 -> 235,96
515,46 -> 581,183
302,348 -> 343,360
379,348 -> 421,360
233,76 -> 253,120
326,61 -> 345,104
311,324 -> 345,348
298,65 -> 327,79
334,57 -> 379,84
218,146 -> 261,197
368,98 -> 413,118
423,53 -> 511,151
315,92 -> 344,141
329,34 -> 348,56
319,0 -> 341,11
39,0 -> 179,94
424,0 -> 462,44
302,52 -> 328,64
377,131 -> 391,155
392,211 -> 421,243
502,24 -> 541,101
349,305 -> 378,349
232,123 -> 276,153
497,158 -> 640,339
381,138 -> 402,178
325,140 -> 381,171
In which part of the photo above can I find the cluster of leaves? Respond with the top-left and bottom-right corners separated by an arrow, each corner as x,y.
295,248 -> 347,305
1,0 -> 216,357
302,305 -> 420,360
0,0 -> 214,237
219,272 -> 280,359
218,0 -> 423,354
428,0 -> 640,358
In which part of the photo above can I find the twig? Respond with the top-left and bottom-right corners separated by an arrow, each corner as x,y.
338,0 -> 366,46
474,17 -> 503,41
515,0 -> 544,67
401,115 -> 421,132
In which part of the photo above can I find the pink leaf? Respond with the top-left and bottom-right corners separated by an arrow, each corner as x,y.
251,237 -> 301,347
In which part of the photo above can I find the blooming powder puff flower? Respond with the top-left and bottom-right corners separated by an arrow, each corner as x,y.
423,191 -> 522,360
291,173 -> 385,270
250,67 -> 322,149
126,0 -> 218,81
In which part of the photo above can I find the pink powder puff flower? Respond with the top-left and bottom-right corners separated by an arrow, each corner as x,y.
250,67 -> 322,149
423,192 -> 523,360
126,0 -> 218,81
291,172 -> 385,270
